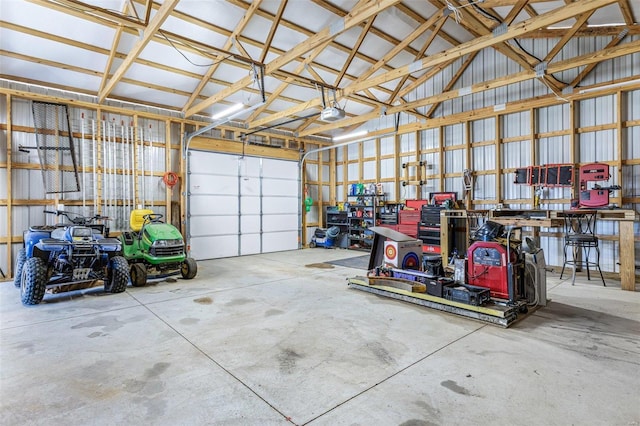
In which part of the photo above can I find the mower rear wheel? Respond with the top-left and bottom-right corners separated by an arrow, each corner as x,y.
14,248 -> 27,288
130,263 -> 147,287
181,258 -> 197,279
21,257 -> 47,305
105,256 -> 129,293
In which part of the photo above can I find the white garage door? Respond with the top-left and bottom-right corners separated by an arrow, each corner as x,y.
188,151 -> 299,260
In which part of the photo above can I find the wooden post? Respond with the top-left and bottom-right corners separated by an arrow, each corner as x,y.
6,94 -> 13,277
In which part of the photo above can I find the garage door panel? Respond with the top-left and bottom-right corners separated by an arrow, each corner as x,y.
240,234 -> 261,255
239,157 -> 261,178
263,197 -> 297,214
191,195 -> 239,216
262,231 -> 298,252
240,196 -> 260,214
241,215 -> 261,233
263,214 -> 297,232
189,151 -> 298,260
191,174 -> 237,195
190,215 -> 238,235
263,178 -> 298,196
190,235 -> 238,260
263,158 -> 297,178
191,152 -> 237,175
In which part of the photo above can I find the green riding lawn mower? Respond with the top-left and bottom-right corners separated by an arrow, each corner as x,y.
120,209 -> 197,286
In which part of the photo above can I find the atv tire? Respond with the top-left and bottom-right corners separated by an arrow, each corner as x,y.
14,248 -> 27,288
104,256 -> 129,293
130,263 -> 147,287
181,257 -> 197,279
21,257 -> 47,305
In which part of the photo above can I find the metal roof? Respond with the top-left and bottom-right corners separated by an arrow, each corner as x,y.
1,0 -> 639,139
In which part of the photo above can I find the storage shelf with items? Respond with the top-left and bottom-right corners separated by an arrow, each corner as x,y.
324,206 -> 349,248
346,193 -> 383,251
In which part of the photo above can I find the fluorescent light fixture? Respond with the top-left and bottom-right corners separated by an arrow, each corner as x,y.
578,78 -> 640,94
332,130 -> 368,141
211,103 -> 245,119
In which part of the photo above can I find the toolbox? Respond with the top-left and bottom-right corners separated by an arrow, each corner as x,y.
442,283 -> 491,306
426,277 -> 453,298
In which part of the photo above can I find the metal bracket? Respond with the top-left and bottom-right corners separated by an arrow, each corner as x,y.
492,23 -> 507,37
535,61 -> 547,78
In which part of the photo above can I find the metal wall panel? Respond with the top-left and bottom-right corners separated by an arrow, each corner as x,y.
380,158 -> 395,180
379,136 -> 395,156
347,162 -> 359,181
363,161 -> 376,180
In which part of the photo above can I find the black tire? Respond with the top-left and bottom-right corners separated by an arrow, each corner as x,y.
309,241 -> 316,248
21,257 -> 47,306
14,248 -> 27,289
104,256 -> 129,293
181,258 -> 197,279
130,263 -> 147,287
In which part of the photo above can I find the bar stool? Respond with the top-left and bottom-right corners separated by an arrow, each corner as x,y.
559,210 -> 606,286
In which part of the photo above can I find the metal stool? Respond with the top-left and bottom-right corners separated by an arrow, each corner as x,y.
559,210 -> 606,286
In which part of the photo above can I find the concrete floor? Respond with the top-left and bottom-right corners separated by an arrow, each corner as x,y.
0,248 -> 639,425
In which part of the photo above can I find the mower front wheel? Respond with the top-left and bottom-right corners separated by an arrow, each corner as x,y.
181,258 -> 197,279
105,256 -> 129,293
130,263 -> 147,287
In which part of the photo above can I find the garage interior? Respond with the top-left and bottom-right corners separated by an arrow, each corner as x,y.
1,0 -> 639,424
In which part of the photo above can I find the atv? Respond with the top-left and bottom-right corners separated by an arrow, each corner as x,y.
120,209 -> 197,286
14,210 -> 129,305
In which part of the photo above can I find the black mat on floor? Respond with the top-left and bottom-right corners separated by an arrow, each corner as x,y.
326,254 -> 370,270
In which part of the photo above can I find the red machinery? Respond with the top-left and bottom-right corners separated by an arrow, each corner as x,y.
467,242 -> 517,300
578,163 -> 621,208
466,225 -> 522,302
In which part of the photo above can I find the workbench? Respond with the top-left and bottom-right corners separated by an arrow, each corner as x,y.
440,209 -> 638,291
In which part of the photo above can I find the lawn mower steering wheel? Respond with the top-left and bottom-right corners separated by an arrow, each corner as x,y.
143,213 -> 164,224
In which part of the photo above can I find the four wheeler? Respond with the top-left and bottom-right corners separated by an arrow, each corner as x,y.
119,209 -> 197,286
15,210 -> 129,305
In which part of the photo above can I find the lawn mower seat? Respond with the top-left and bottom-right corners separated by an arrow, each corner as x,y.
130,209 -> 155,232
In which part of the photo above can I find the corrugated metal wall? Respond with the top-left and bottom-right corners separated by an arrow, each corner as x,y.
0,91 -> 182,276
332,35 -> 639,272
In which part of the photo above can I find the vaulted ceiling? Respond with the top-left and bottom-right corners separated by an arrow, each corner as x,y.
1,0 -> 639,141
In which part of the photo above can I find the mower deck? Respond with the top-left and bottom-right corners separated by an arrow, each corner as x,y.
347,276 -> 530,328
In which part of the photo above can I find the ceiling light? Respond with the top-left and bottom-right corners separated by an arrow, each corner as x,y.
578,78 -> 640,94
333,130 -> 368,141
212,103 -> 245,119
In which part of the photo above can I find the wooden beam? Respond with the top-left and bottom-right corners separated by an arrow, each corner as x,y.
544,10 -> 596,63
267,0 -> 619,133
259,0 -> 287,63
246,41 -> 332,123
502,0 -> 529,25
185,0 -> 403,118
181,0 -> 262,113
389,16 -> 448,104
227,0 -> 411,83
618,0 -> 636,25
425,52 -> 478,118
567,30 -> 628,88
98,0 -> 180,103
334,17 -> 376,87
352,10 -> 445,87
298,38 -> 640,137
98,4 -> 127,96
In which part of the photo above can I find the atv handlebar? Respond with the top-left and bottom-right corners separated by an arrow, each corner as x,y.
44,210 -> 110,225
